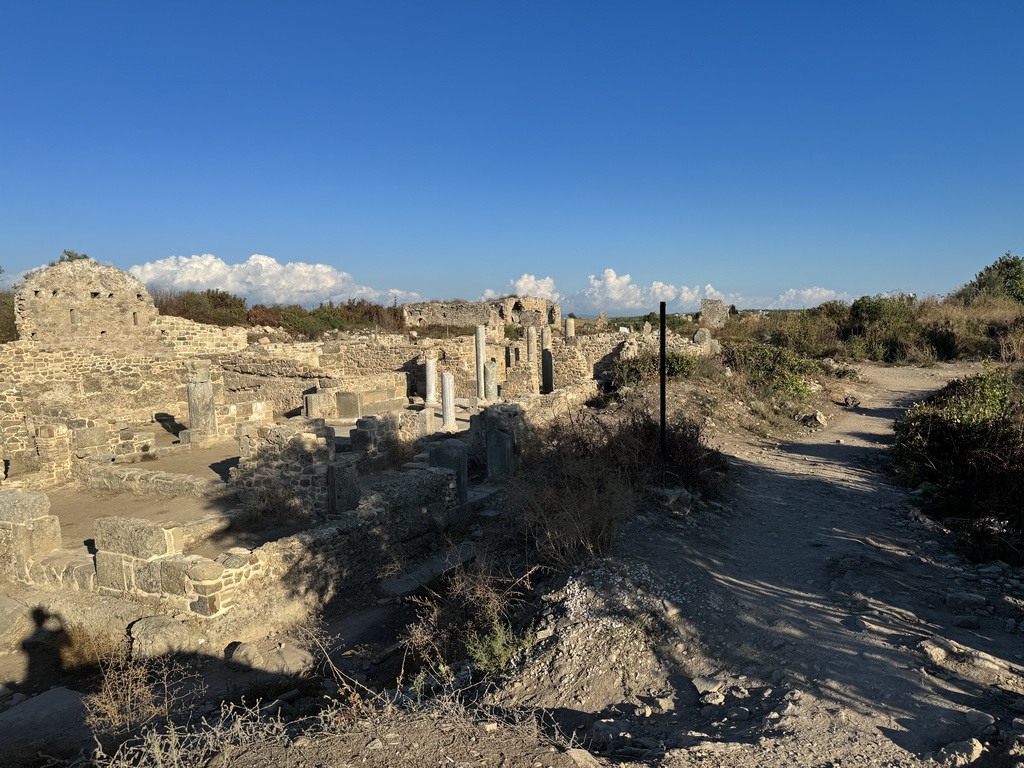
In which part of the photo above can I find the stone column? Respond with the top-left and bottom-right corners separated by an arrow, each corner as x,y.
424,356 -> 439,406
441,372 -> 456,432
541,325 -> 551,351
474,325 -> 487,400
526,326 -> 537,363
483,359 -> 498,401
564,317 -> 575,338
186,360 -> 217,434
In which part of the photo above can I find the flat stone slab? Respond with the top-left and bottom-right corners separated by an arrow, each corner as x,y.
0,687 -> 89,753
379,541 -> 476,597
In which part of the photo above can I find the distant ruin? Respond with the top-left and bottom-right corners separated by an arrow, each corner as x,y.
401,295 -> 560,330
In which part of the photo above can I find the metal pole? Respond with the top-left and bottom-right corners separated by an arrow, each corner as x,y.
659,301 -> 667,484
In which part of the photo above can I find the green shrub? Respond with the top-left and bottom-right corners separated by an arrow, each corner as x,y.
723,342 -> 822,401
894,369 -> 1024,556
611,352 -> 698,389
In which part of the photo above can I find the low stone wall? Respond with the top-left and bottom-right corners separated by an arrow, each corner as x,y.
76,464 -> 226,497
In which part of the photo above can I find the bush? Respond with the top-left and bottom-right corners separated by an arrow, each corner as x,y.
723,342 -> 823,401
894,369 -> 1024,557
153,288 -> 249,326
611,352 -> 698,389
505,407 -> 726,568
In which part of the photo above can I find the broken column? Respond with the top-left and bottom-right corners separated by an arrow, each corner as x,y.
0,491 -> 62,583
428,439 -> 468,504
564,317 -> 575,338
474,325 -> 487,400
483,359 -> 499,402
541,325 -> 551,352
526,326 -> 537,363
441,371 -> 456,432
424,355 -> 439,406
184,360 -> 217,441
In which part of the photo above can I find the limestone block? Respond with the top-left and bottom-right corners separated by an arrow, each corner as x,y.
25,518 -> 61,561
187,559 -> 225,581
94,517 -> 183,559
95,550 -> 133,592
72,426 -> 108,450
130,616 -> 201,659
336,391 -> 360,418
160,555 -> 201,595
0,490 -> 50,524
230,640 -> 313,676
134,559 -> 163,594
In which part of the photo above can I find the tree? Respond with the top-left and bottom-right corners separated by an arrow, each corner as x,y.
953,252 -> 1024,305
48,249 -> 90,267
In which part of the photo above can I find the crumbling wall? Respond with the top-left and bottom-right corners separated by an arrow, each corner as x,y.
15,260 -> 162,350
231,419 -> 337,517
154,315 -> 248,355
402,297 -> 560,329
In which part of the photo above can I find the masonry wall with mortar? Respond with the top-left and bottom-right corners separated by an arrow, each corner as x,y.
402,296 -> 560,330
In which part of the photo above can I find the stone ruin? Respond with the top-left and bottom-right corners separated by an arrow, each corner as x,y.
401,295 -> 560,331
700,298 -> 730,329
0,259 -> 723,670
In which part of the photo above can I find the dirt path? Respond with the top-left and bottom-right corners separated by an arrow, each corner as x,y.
631,361 -> 1024,766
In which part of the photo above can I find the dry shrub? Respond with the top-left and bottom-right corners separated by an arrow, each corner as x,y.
403,557 -> 536,682
60,622 -> 121,671
506,407 -> 726,569
85,643 -> 204,745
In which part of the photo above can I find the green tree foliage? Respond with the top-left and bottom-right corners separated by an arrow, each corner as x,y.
49,249 -> 90,266
953,252 -> 1024,305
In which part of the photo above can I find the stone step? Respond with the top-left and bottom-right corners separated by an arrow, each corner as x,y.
413,452 -> 430,464
401,461 -> 429,471
378,541 -> 476,598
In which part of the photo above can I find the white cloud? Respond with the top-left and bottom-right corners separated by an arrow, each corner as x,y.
129,254 -> 420,307
479,274 -> 561,303
766,286 -> 852,309
556,268 -> 854,315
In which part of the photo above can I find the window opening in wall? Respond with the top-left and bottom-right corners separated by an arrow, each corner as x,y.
33,290 -> 40,297
108,293 -> 114,298
70,308 -> 79,324
90,292 -> 100,299
100,330 -> 107,335
137,294 -> 144,301
52,290 -> 59,297
133,312 -> 139,326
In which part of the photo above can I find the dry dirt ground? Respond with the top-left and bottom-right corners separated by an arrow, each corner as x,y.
17,361 -> 1024,768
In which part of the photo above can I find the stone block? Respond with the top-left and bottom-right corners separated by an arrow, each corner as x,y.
336,392 -> 360,418
187,560 -> 225,581
0,490 -> 50,524
27,515 -> 62,559
189,593 -> 220,616
135,559 -> 163,594
94,517 -> 183,559
95,550 -> 132,592
160,555 -> 199,595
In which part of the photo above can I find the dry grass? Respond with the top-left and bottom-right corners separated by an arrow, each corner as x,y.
84,642 -> 205,747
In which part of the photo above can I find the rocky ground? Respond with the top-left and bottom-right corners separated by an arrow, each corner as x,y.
11,361 -> 1024,767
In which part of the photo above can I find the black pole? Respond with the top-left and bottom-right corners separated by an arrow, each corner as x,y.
659,301 -> 667,485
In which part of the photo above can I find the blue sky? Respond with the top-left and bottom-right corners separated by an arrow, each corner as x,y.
1,1 -> 1021,313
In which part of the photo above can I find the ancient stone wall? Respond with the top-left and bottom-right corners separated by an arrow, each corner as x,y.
401,297 -> 559,330
154,316 -> 249,355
